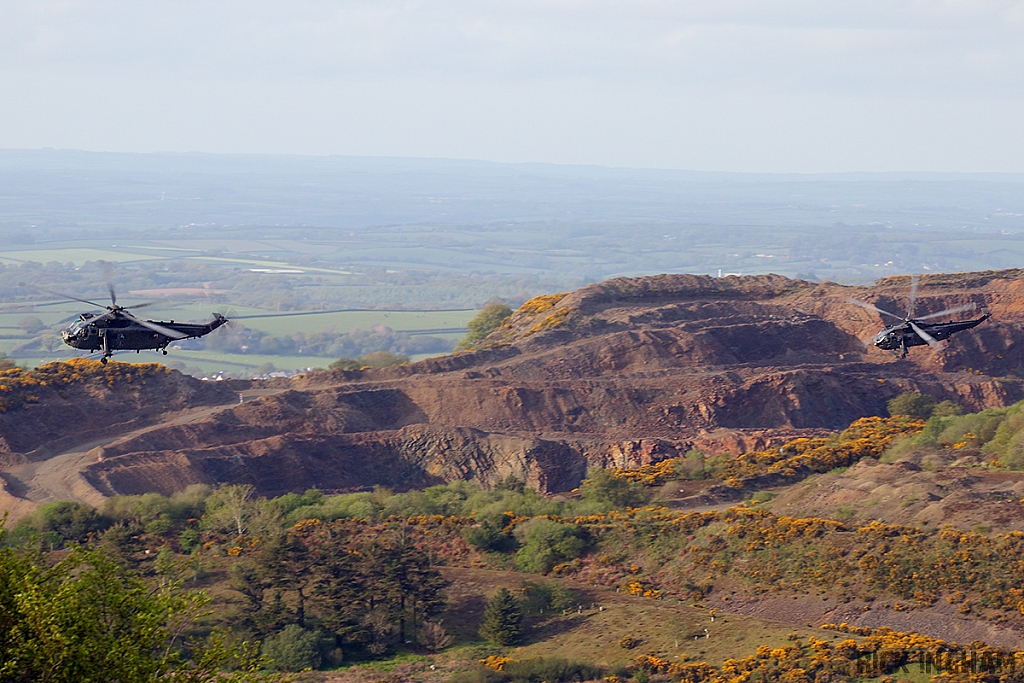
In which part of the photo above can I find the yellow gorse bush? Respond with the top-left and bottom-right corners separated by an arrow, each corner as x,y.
516,293 -> 568,315
479,656 -> 518,672
612,416 -> 924,487
722,416 -> 924,483
315,498 -> 1024,620
509,293 -> 574,337
0,358 -> 169,412
631,626 -> 1024,683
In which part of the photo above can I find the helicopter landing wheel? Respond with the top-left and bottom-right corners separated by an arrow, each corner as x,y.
162,350 -> 168,355
100,357 -> 108,365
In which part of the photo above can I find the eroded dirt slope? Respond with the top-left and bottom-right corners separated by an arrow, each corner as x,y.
768,450 -> 1024,533
6,270 -> 1024,505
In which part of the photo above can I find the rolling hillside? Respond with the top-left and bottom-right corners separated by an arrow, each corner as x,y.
3,269 -> 1024,510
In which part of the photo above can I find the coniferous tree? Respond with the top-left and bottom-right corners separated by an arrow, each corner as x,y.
479,587 -> 523,645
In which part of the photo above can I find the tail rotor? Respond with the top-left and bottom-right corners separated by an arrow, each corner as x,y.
211,309 -> 238,332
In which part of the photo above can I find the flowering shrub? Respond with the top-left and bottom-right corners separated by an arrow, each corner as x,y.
516,294 -> 568,315
0,358 -> 169,412
612,416 -> 924,487
611,458 -> 679,486
622,579 -> 661,599
480,655 -> 518,671
623,626 -> 1024,683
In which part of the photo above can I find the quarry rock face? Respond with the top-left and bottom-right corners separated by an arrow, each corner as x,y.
6,269 -> 1024,501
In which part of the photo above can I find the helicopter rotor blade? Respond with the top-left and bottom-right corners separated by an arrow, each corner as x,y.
30,299 -> 93,309
915,303 -> 978,321
909,321 -> 943,350
120,311 -> 188,340
100,260 -> 118,306
845,298 -> 905,322
18,283 -> 109,310
907,274 -> 919,319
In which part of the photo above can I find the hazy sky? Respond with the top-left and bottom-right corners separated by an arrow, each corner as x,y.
2,1 -> 1022,172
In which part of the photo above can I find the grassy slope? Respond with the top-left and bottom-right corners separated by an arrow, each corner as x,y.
438,567 -> 827,668
190,557 -> 836,682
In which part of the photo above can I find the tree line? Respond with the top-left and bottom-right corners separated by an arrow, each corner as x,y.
200,323 -> 453,359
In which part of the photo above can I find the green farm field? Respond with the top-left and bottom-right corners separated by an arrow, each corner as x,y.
0,299 -> 474,335
0,239 -> 354,273
12,227 -> 1019,289
0,247 -> 163,265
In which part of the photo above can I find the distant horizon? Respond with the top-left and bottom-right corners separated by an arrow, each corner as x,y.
3,147 -> 1024,182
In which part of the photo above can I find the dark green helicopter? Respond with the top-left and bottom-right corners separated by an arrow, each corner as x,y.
846,275 -> 989,358
34,285 -> 229,363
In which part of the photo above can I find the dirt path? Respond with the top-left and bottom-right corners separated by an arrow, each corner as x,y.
0,386 -> 289,519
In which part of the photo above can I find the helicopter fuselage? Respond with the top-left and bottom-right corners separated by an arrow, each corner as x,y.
873,313 -> 990,352
61,312 -> 227,355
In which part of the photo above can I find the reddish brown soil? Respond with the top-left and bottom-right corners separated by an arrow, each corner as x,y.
6,270 -> 1024,505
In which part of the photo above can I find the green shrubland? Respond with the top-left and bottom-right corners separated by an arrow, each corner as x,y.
9,403 -> 1024,678
883,396 -> 1024,468
513,519 -> 586,573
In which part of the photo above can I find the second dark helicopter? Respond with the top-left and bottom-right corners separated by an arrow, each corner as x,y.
846,275 -> 990,358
